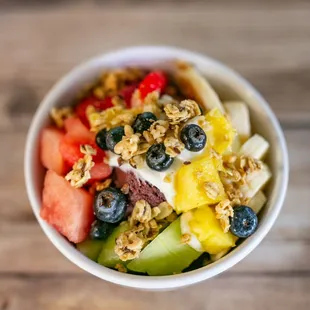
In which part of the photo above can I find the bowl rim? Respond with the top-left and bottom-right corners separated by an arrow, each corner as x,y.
24,45 -> 289,290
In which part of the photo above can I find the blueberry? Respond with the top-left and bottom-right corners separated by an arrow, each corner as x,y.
132,112 -> 157,133
146,143 -> 174,171
180,124 -> 207,152
94,187 -> 127,223
106,126 -> 125,152
230,205 -> 258,238
95,129 -> 108,150
90,220 -> 115,240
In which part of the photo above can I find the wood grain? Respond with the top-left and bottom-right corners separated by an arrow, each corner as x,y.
0,0 -> 309,309
1,275 -> 310,310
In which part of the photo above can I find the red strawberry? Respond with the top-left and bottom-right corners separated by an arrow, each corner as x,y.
41,170 -> 94,243
76,96 -> 113,127
138,71 -> 167,99
90,162 -> 112,181
40,127 -> 68,175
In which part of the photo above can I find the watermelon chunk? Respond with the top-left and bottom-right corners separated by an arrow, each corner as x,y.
40,127 -> 68,175
41,170 -> 94,243
59,135 -> 82,167
90,162 -> 112,181
76,96 -> 113,127
64,117 -> 95,143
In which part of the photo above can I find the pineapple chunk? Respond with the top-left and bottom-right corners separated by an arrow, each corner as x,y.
224,101 -> 251,142
210,190 -> 267,262
205,108 -> 236,154
174,154 -> 226,213
181,205 -> 237,255
174,63 -> 225,113
239,134 -> 269,160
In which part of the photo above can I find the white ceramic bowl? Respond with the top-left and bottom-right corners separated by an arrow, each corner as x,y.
24,46 -> 289,290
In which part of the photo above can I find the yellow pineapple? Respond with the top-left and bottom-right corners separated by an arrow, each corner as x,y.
205,108 -> 236,154
174,154 -> 226,213
181,205 -> 237,254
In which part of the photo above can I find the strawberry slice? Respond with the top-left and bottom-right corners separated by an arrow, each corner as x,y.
76,96 -> 113,127
40,127 -> 68,175
41,170 -> 94,243
138,71 -> 167,99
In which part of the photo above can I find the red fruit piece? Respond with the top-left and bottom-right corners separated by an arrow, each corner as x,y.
41,170 -> 94,243
40,127 -> 68,175
138,71 -> 167,100
76,96 -> 113,127
64,117 -> 95,143
119,83 -> 138,108
59,135 -> 82,167
59,135 -> 107,168
90,162 -> 112,181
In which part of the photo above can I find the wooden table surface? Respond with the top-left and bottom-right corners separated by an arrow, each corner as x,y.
1,0 -> 310,309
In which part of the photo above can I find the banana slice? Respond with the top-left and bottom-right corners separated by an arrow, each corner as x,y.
240,163 -> 271,200
173,62 -> 225,113
248,190 -> 267,214
224,101 -> 251,142
239,134 -> 269,160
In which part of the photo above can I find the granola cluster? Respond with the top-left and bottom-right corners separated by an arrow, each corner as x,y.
92,67 -> 144,99
65,145 -> 96,188
114,200 -> 176,261
215,199 -> 234,233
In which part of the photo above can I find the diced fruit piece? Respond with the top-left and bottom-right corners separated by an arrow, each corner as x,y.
64,117 -> 95,143
230,205 -> 258,238
210,248 -> 230,262
180,212 -> 204,252
132,112 -> 157,133
90,220 -> 115,240
40,127 -> 67,175
138,71 -> 167,99
239,134 -> 270,160
224,101 -> 251,142
76,96 -> 113,127
59,135 -> 83,167
210,191 -> 266,262
174,154 -> 226,213
119,84 -> 138,108
180,124 -> 207,152
231,134 -> 242,153
146,143 -> 174,172
127,218 -> 201,276
90,162 -> 112,181
205,108 -> 236,154
40,170 -> 94,243
182,205 -> 237,254
174,63 -> 224,113
248,190 -> 267,214
60,133 -> 107,168
239,163 -> 271,200
94,187 -> 127,223
106,126 -> 125,152
77,239 -> 104,261
98,222 -> 130,268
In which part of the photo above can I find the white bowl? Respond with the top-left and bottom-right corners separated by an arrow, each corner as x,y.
24,46 -> 289,290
